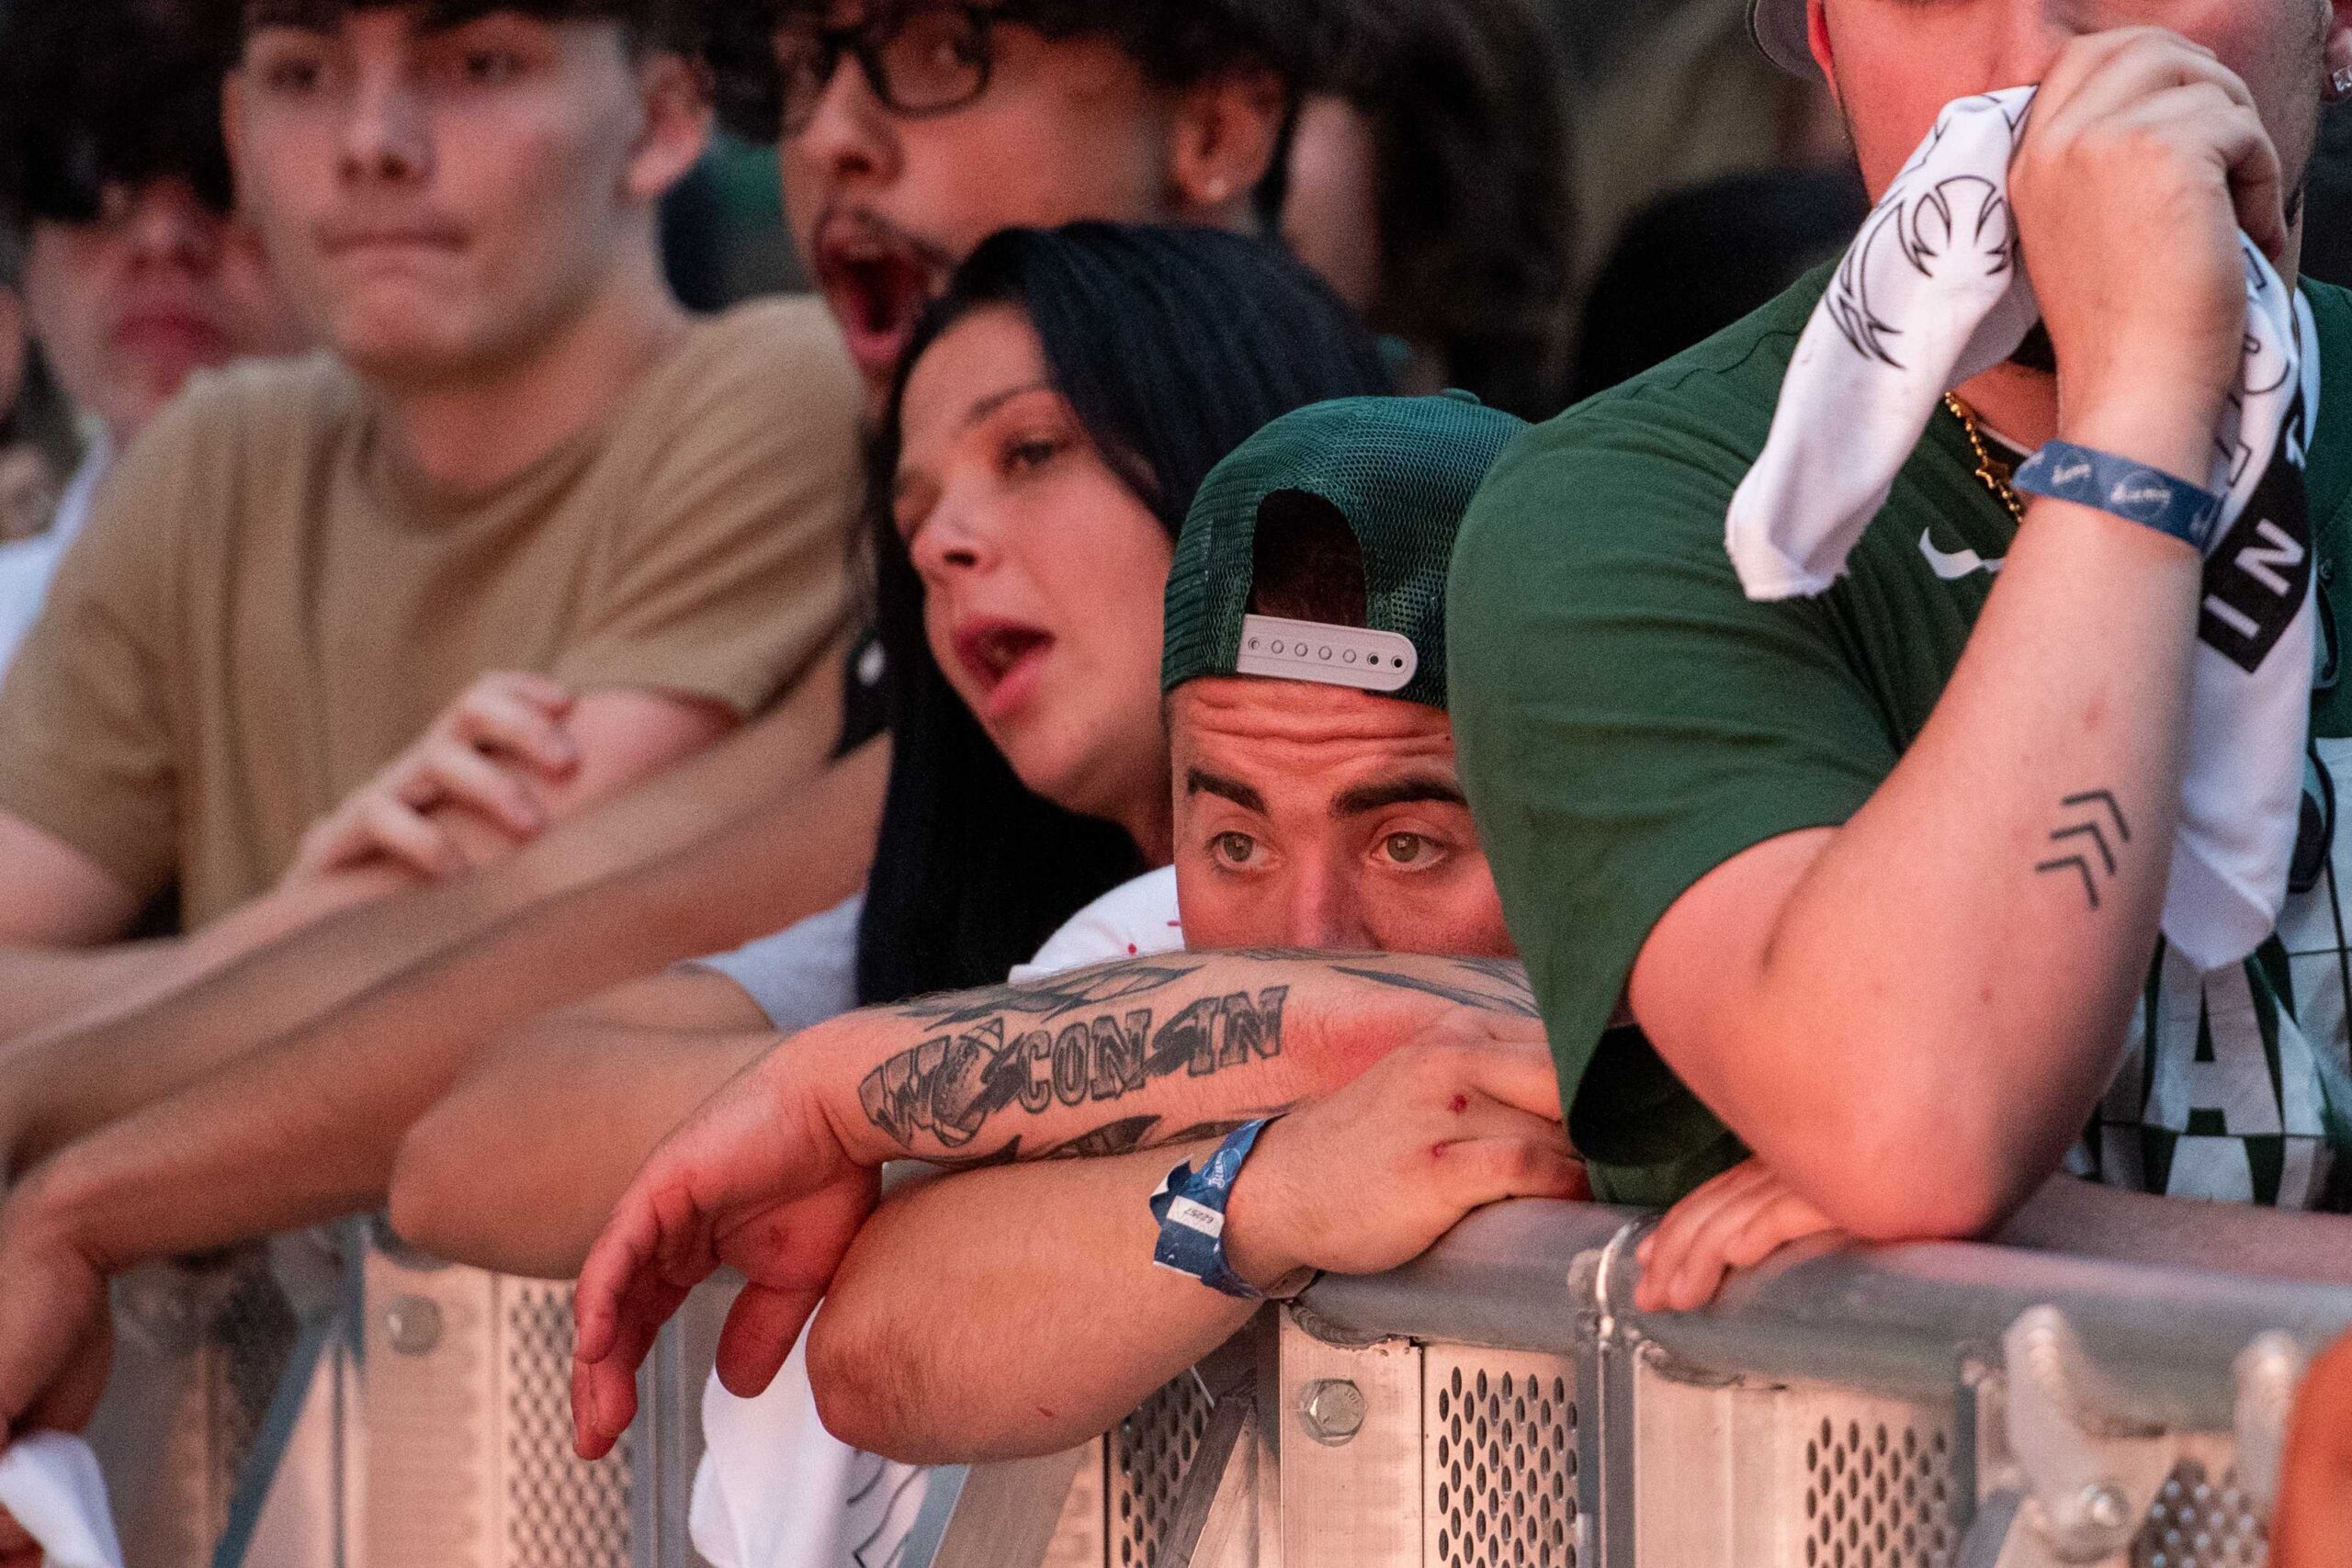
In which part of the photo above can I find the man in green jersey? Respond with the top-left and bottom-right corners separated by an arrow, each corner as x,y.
1449,0 -> 2352,1233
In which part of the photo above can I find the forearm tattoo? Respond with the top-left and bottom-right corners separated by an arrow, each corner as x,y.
858,953 -> 1540,1159
1329,957 -> 1539,1019
2036,789 -> 2132,910
861,958 -> 1286,1153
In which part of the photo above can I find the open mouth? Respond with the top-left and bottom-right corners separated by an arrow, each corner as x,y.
814,217 -> 950,382
952,620 -> 1054,716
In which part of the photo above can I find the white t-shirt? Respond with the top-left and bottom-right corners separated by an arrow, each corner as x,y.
689,869 -> 1185,1568
0,439 -> 109,681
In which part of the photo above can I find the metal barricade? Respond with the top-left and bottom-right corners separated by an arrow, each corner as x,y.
91,1220 -> 730,1568
941,1201 -> 2352,1568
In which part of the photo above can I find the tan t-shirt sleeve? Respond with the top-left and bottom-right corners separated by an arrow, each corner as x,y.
550,298 -> 865,720
0,396 -> 209,898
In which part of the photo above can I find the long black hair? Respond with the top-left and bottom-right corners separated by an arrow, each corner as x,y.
855,222 -> 1389,1005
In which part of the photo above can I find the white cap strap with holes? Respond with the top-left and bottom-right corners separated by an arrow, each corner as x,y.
1233,615 -> 1418,694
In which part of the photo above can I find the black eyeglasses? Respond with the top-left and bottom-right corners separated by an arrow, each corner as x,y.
774,4 -> 1001,139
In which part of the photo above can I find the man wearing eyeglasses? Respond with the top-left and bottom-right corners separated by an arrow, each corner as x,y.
722,0 -> 1307,413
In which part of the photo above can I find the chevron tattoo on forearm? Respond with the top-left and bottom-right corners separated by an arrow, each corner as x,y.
2036,788 -> 2132,910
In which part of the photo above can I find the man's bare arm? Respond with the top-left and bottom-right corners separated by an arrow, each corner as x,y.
0,812 -> 141,951
1617,34 -> 2282,1241
0,687 -> 882,1171
570,951 -> 1550,1456
807,1034 -> 1579,1462
390,966 -> 775,1279
0,683 -> 749,1047
0,724 -> 887,1453
810,1149 -> 1250,1462
796,952 -> 1542,1168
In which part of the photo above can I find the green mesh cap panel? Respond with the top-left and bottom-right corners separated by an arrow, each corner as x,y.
1162,392 -> 1527,709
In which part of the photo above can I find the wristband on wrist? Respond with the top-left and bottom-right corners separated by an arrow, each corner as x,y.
2010,440 -> 2222,552
1149,1119 -> 1317,1302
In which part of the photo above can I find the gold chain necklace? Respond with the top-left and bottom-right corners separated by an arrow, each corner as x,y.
1944,392 -> 2025,525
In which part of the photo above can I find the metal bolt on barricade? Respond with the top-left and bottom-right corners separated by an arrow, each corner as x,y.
382,1294 -> 443,1356
2077,1483 -> 2131,1534
1297,1378 -> 1367,1446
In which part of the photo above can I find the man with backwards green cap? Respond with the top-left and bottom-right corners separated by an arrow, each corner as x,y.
1448,0 -> 2352,1272
565,394 -> 1597,1465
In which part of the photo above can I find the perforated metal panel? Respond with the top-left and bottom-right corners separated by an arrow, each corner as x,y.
503,1281 -> 634,1568
1111,1373 -> 1217,1568
2133,1461 -> 2266,1568
1425,1349 -> 1579,1568
1799,1409 -> 1962,1568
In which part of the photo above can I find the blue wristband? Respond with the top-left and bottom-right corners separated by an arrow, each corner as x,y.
2010,440 -> 2222,552
1150,1119 -> 1286,1300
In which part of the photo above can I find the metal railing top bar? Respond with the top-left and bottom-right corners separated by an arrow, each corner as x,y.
1295,1199 -> 1632,1355
1297,1198 -> 2352,1428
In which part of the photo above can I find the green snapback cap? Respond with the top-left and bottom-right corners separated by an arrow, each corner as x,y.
1162,392 -> 1527,711
1748,0 -> 1817,78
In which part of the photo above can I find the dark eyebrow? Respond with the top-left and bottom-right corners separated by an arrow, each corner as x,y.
1186,768 -> 1267,815
963,381 -> 1056,434
1332,775 -> 1470,818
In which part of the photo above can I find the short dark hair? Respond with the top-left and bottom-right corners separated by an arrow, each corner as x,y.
0,0 -> 240,225
856,222 -> 1390,1003
1314,0 -> 1580,420
711,0 -> 1323,145
241,0 -> 706,55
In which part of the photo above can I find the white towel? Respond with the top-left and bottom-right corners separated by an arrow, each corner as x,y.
0,1434 -> 124,1568
1726,86 -> 2320,973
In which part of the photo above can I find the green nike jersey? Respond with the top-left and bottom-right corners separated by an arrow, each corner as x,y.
1450,267 -> 2352,1209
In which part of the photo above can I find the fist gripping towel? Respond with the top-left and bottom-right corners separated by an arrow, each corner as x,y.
1725,86 -> 2319,973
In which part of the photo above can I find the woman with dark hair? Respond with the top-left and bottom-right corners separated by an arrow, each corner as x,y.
386,220 -> 1385,1568
857,220 -> 1392,1004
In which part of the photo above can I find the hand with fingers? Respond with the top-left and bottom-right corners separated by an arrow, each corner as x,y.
2014,28 -> 2289,457
0,1182 -> 117,1566
1632,1158 -> 1844,1314
1218,1037 -> 1589,1292
284,671 -> 580,886
570,1053 -> 878,1461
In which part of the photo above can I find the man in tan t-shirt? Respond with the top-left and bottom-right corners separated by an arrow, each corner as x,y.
0,1 -> 863,942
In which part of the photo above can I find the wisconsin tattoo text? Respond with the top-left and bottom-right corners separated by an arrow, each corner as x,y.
860,959 -> 1289,1152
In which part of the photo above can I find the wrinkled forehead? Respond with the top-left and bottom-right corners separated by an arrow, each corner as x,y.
1170,677 -> 1461,789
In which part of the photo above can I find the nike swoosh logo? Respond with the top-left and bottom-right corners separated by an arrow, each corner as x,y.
1919,528 -> 2005,581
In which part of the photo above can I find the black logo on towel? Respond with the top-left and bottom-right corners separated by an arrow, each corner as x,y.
2200,408 -> 2312,675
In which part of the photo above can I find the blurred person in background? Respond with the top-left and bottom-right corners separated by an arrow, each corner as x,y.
0,0 -> 867,1031
1563,0 -> 1849,290
1567,162 -> 1867,400
0,0 -> 307,673
0,222 -> 73,547
1281,0 -> 1580,419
